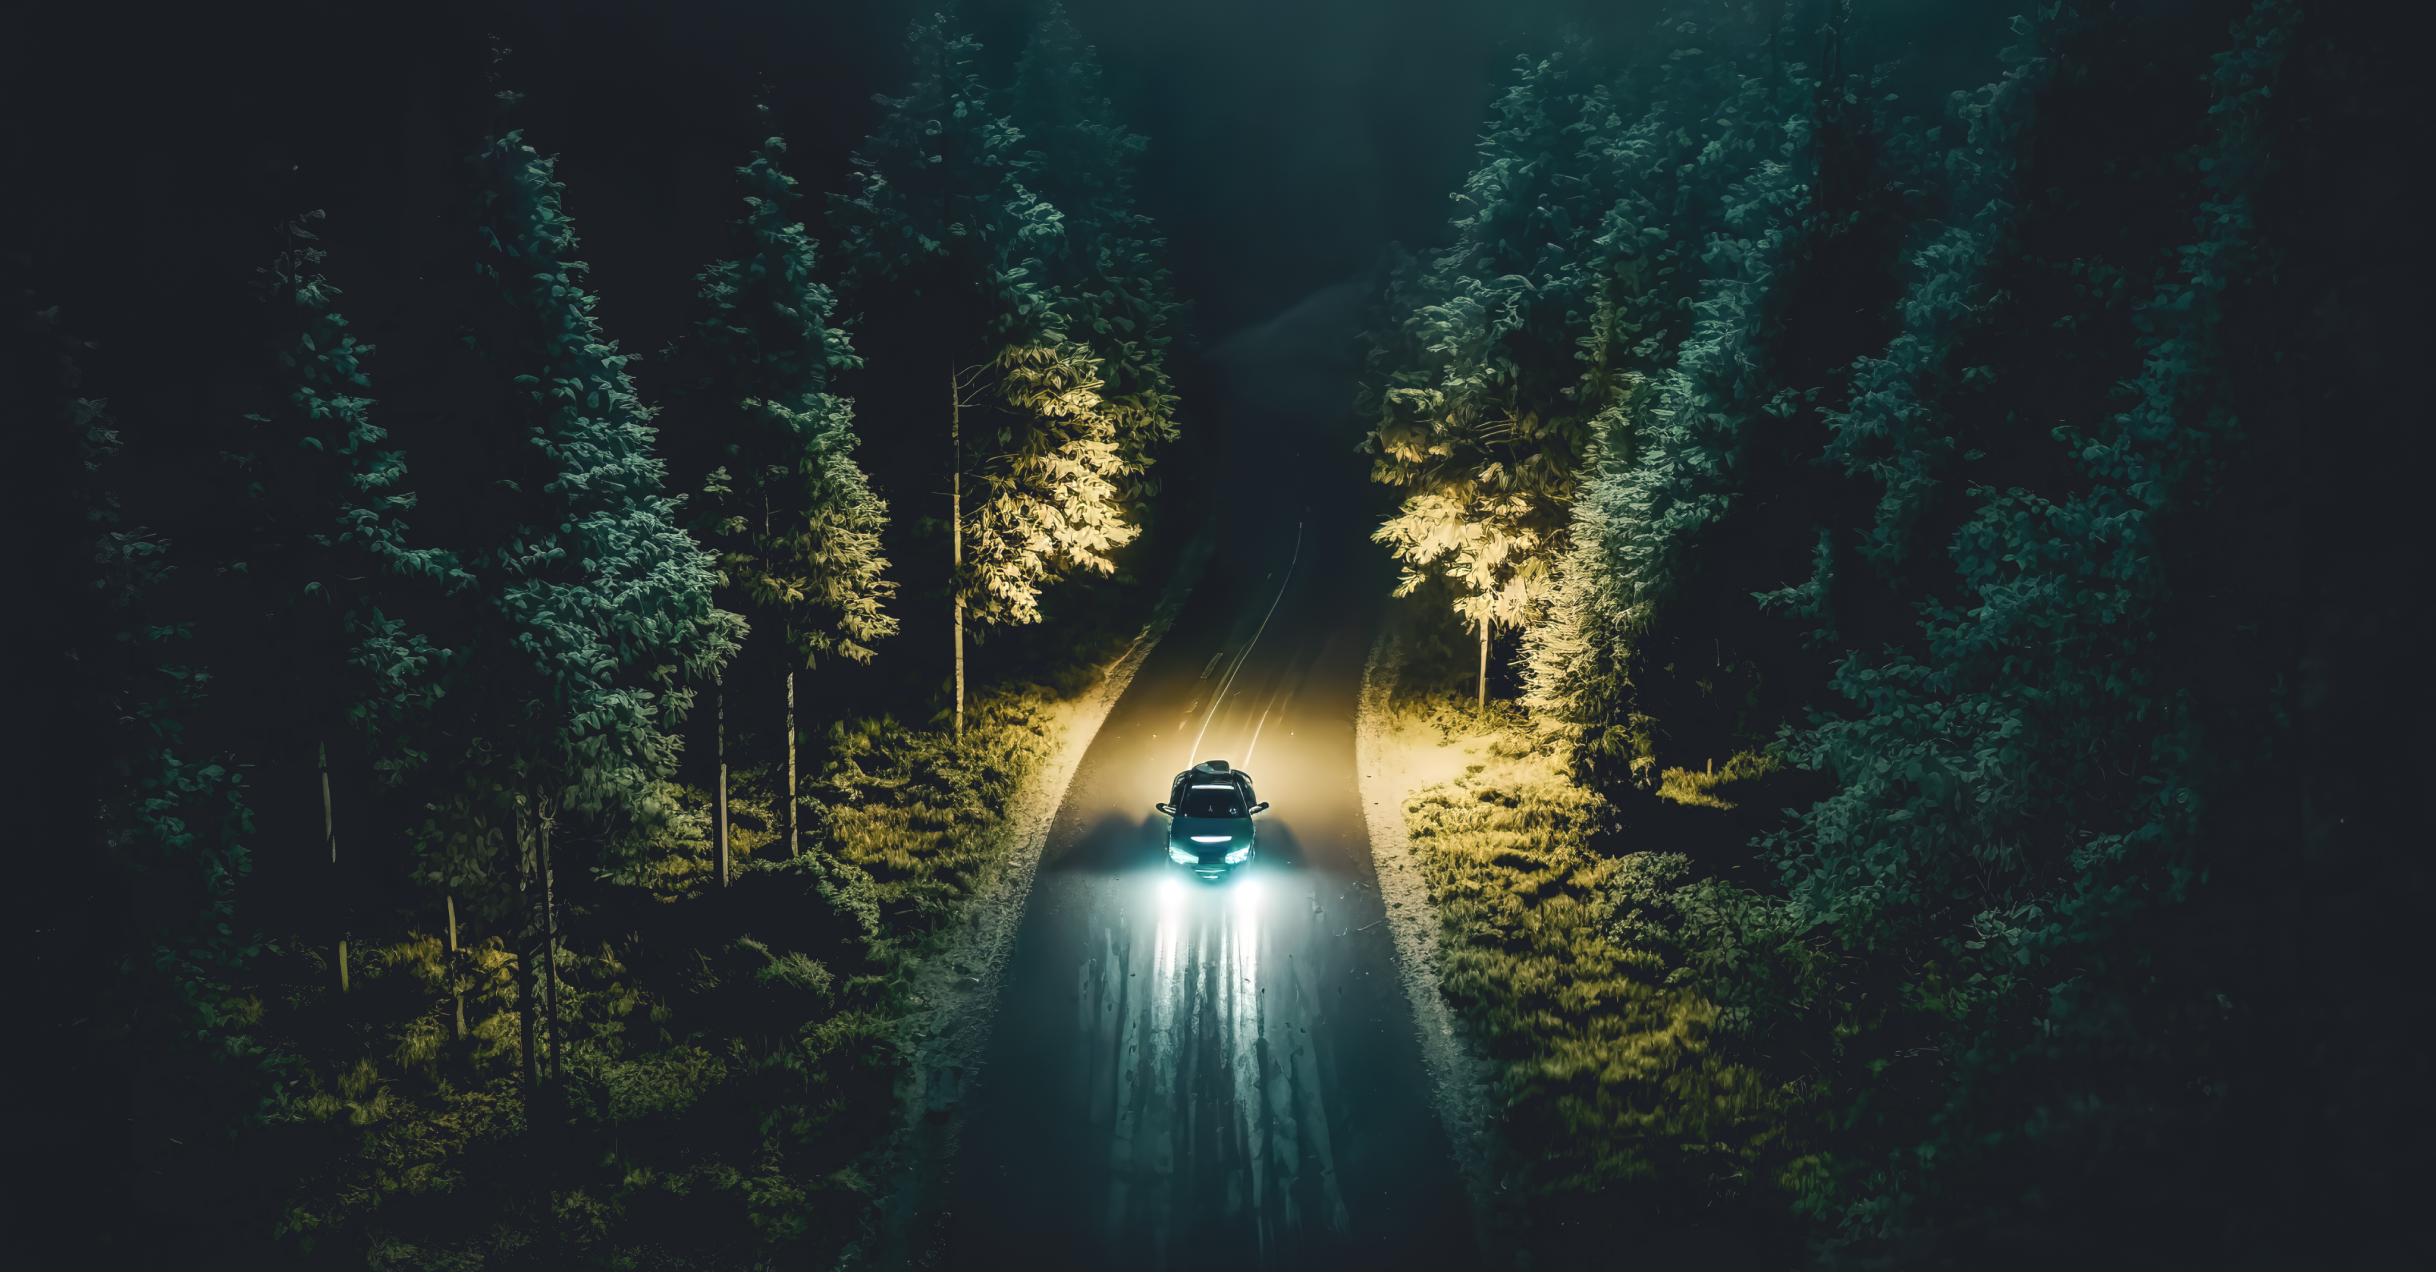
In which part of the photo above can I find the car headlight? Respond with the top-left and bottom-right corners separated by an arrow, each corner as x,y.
1168,844 -> 1198,864
1224,844 -> 1252,864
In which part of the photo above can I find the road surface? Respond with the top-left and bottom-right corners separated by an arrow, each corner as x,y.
940,307 -> 1475,1271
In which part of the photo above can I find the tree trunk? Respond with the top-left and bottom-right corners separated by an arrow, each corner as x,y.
319,740 -> 336,864
338,938 -> 349,993
541,807 -> 561,1083
716,671 -> 730,888
447,894 -> 464,1042
951,366 -> 965,741
517,794 -> 540,1101
786,670 -> 798,857
1478,611 -> 1490,713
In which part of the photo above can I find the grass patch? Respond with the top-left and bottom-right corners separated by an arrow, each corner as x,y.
1653,748 -> 1784,810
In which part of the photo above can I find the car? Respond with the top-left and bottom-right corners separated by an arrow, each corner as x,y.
1155,759 -> 1269,881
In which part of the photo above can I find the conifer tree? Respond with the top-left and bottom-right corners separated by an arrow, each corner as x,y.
1518,30 -> 1829,772
420,121 -> 742,1089
252,212 -> 461,770
220,212 -> 465,1009
1009,1 -> 1183,490
692,134 -> 896,857
1361,52 -> 1619,705
33,300 -> 270,1101
833,13 -> 1139,734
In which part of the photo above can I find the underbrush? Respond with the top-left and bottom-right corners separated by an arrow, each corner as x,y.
1386,637 -> 1835,1256
270,681 -> 1133,1268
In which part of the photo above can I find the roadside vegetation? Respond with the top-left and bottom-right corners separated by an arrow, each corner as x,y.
1382,630 -> 1829,1259
20,7 -> 1196,1267
1364,2 -> 2418,1267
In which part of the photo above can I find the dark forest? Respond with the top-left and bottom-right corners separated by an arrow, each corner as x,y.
4,1 -> 2425,1269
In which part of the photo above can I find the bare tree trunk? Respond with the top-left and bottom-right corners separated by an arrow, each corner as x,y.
319,740 -> 336,864
447,894 -> 464,1041
716,671 -> 730,887
786,670 -> 798,857
326,741 -> 349,995
951,365 -> 965,741
516,794 -> 540,1101
541,806 -> 561,1083
1478,611 -> 1490,713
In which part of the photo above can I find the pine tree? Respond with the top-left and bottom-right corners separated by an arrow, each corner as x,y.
415,120 -> 742,1095
1009,0 -> 1182,490
1517,28 -> 1829,774
1361,51 -> 1620,706
692,134 -> 896,859
223,211 -> 467,1018
964,339 -> 1135,629
833,13 -> 1140,734
252,211 -> 461,773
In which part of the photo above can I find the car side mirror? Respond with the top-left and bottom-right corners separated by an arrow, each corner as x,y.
1155,802 -> 1178,816
1250,802 -> 1270,815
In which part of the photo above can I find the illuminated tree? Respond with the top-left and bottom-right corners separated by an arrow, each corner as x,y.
833,13 -> 1140,734
1009,0 -> 1181,490
1361,51 -> 1621,706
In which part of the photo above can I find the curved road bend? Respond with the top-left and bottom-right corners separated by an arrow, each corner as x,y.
940,312 -> 1474,1271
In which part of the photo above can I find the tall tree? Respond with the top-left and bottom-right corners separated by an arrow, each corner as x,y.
416,120 -> 742,1096
1361,51 -> 1619,706
1518,27 -> 1838,777
832,13 -> 1139,735
691,133 -> 897,859
1008,0 -> 1183,491
250,210 -> 461,789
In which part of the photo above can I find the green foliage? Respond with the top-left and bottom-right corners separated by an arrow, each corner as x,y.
263,848 -> 896,1267
1518,36 -> 1828,772
1380,0 -> 2322,1260
692,137 -> 897,668
1654,748 -> 1782,809
1755,3 -> 2305,1248
39,17 -> 1201,1261
470,125 -> 742,804
415,124 -> 745,931
835,13 -> 1164,640
1009,1 -> 1183,488
830,16 -> 1038,320
964,341 -> 1140,626
819,686 -> 1057,929
1360,49 -> 1629,636
1401,768 -> 1819,1220
1514,17 -> 1882,776
254,212 -> 463,741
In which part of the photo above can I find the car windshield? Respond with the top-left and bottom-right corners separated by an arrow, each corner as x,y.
1179,784 -> 1243,819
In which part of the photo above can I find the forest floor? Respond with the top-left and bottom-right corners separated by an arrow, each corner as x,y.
860,520 -> 1218,1262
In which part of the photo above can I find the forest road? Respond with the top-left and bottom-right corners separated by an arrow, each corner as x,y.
938,352 -> 1475,1270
